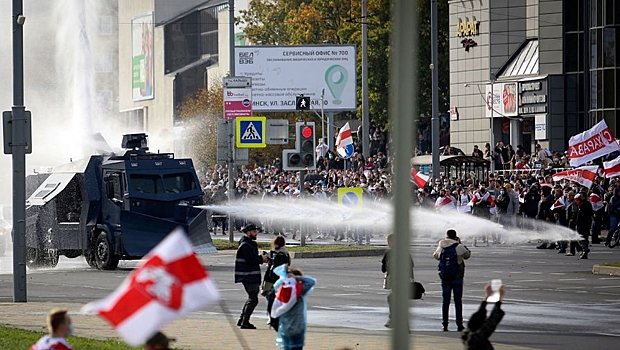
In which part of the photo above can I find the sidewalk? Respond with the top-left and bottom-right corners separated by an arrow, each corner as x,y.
0,302 -> 540,350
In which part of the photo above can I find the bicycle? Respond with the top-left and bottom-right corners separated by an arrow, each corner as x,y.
608,224 -> 620,248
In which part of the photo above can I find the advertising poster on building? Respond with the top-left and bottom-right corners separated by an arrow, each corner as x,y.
132,12 -> 154,101
486,82 -> 518,118
234,45 -> 356,112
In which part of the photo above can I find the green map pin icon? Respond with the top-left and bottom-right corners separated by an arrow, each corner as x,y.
325,65 -> 348,105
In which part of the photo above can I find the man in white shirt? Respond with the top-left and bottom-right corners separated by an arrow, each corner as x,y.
315,138 -> 329,159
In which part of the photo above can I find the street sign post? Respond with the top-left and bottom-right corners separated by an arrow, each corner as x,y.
223,76 -> 252,120
236,116 -> 266,148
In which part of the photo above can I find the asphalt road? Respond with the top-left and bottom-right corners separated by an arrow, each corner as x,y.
1,233 -> 620,349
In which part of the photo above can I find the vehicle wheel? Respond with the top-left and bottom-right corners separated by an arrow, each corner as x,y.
610,228 -> 620,248
94,232 -> 119,270
44,250 -> 59,268
26,247 -> 44,269
83,248 -> 97,268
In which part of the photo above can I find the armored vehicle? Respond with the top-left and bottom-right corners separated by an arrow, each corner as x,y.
25,133 -> 216,269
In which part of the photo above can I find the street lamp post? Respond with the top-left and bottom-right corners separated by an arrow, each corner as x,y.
465,79 -> 496,173
489,79 -> 495,173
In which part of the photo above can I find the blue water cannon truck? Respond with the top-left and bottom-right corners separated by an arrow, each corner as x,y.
24,133 -> 216,270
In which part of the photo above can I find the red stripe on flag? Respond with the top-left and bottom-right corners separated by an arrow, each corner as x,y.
339,129 -> 352,140
98,254 -> 207,327
605,162 -> 620,177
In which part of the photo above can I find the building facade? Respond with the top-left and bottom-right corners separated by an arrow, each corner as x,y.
448,0 -> 619,157
118,0 -> 230,154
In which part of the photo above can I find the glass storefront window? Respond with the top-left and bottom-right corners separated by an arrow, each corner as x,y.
603,28 -> 615,67
604,69 -> 615,108
590,71 -> 598,109
590,30 -> 598,69
617,70 -> 620,110
605,0 -> 614,25
566,33 -> 579,72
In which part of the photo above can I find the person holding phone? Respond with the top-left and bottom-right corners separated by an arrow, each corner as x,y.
461,283 -> 506,350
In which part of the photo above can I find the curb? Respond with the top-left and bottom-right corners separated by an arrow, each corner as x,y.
217,248 -> 388,259
592,264 -> 620,276
289,248 -> 387,259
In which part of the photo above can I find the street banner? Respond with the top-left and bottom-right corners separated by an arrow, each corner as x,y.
552,165 -> 598,189
568,120 -> 620,167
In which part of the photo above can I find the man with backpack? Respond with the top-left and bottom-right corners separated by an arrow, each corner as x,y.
433,228 -> 471,332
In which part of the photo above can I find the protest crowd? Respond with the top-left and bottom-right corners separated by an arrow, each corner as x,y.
200,120 -> 620,258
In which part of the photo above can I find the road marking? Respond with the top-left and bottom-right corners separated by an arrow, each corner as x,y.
313,306 -> 341,310
515,279 -> 544,283
549,272 -> 567,275
558,278 -> 587,281
333,293 -> 362,296
592,285 -> 620,289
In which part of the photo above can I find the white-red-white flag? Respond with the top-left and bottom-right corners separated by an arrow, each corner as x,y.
271,277 -> 303,318
435,196 -> 455,211
410,168 -> 429,188
590,193 -> 604,211
552,165 -> 598,189
81,228 -> 219,346
518,190 -> 526,204
568,120 -> 620,167
603,157 -> 620,178
551,196 -> 566,211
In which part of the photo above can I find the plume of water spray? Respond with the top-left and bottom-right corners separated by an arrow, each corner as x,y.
201,199 -> 583,244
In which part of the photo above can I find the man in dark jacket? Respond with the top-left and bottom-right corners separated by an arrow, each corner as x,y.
535,185 -> 556,249
461,284 -> 505,350
235,224 -> 268,329
575,188 -> 594,259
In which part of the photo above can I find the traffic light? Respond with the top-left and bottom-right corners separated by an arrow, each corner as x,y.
282,122 -> 316,171
296,95 -> 311,110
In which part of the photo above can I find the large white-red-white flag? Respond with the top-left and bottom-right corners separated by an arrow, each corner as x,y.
603,157 -> 620,178
435,195 -> 455,211
467,191 -> 496,214
410,168 -> 429,188
271,277 -> 303,318
550,196 -> 566,211
590,193 -> 604,211
568,120 -> 620,167
552,165 -> 598,189
81,228 -> 220,346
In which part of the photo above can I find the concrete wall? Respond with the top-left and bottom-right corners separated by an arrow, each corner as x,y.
538,0 -> 563,74
118,0 -> 176,152
449,0 -> 492,154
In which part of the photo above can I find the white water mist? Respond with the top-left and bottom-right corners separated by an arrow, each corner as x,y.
200,198 -> 582,244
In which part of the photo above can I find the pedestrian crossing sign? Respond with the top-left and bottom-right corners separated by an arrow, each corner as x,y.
236,116 -> 266,148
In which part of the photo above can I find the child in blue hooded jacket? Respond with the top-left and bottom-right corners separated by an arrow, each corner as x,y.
270,265 -> 316,350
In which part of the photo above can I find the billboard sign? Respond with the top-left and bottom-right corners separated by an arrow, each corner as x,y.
485,82 -> 518,118
234,45 -> 356,112
131,12 -> 154,101
223,77 -> 252,120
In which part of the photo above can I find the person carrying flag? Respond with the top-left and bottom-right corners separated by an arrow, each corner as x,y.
271,266 -> 317,350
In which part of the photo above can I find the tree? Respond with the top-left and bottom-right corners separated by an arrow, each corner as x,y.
176,79 -> 301,169
177,82 -> 223,170
238,0 -> 449,127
